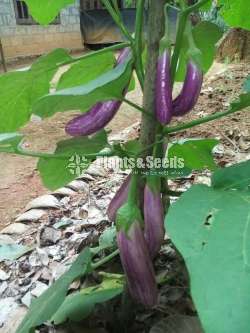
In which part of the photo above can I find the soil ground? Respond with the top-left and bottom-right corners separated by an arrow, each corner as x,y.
0,57 -> 249,230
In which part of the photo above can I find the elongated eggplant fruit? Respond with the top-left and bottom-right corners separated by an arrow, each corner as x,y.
117,222 -> 158,307
144,185 -> 164,258
65,100 -> 122,136
155,51 -> 173,125
107,175 -> 131,222
65,47 -> 131,137
173,61 -> 203,116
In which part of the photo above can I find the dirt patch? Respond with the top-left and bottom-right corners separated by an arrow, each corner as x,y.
0,60 -> 249,230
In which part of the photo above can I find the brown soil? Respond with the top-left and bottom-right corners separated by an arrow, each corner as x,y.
0,59 -> 249,230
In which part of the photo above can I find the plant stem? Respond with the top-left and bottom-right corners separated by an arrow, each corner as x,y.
58,42 -> 131,68
92,249 -> 120,269
134,0 -> 145,89
101,0 -> 134,44
28,42 -> 131,77
139,0 -> 166,155
14,146 -> 114,160
164,106 -> 249,135
122,98 -> 154,118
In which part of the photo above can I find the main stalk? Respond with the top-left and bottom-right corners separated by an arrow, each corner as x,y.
139,0 -> 166,153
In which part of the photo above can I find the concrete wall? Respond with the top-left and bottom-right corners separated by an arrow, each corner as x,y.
0,0 -> 83,59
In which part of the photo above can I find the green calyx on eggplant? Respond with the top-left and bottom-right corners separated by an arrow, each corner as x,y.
117,221 -> 158,307
107,175 -> 144,222
65,47 -> 132,137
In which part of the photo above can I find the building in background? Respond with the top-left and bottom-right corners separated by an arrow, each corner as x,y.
0,0 -> 83,59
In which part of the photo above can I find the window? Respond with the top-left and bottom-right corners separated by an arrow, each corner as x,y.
14,0 -> 60,25
81,0 -> 104,10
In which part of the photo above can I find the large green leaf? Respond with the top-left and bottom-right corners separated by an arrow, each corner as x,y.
16,247 -> 92,333
212,160 -> 250,191
52,274 -> 124,324
0,49 -> 71,133
219,0 -> 250,31
176,22 -> 223,81
24,0 -> 74,25
57,52 -> 116,90
165,162 -> 250,333
37,130 -> 108,190
33,56 -> 133,118
168,139 -> 219,171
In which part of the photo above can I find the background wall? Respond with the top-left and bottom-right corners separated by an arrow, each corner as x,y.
0,0 -> 83,59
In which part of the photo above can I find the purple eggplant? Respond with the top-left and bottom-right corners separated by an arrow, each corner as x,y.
144,185 -> 164,258
172,61 -> 203,116
65,47 -> 131,137
65,100 -> 122,136
107,175 -> 131,222
155,50 -> 173,125
117,222 -> 158,307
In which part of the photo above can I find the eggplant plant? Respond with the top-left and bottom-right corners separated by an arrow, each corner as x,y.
0,0 -> 250,332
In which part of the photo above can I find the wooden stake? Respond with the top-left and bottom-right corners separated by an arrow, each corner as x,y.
0,38 -> 7,72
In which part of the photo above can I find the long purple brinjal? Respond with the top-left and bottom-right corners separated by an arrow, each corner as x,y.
65,100 -> 122,136
65,47 -> 131,137
172,61 -> 203,116
117,222 -> 158,307
144,184 -> 164,259
155,50 -> 173,125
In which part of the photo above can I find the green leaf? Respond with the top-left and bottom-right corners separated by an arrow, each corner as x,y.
57,52 -> 116,90
33,56 -> 133,118
165,162 -> 250,333
16,247 -> 92,333
168,139 -> 219,171
176,22 -> 223,81
99,226 -> 117,249
0,133 -> 23,153
52,274 -> 124,324
218,0 -> 250,31
0,49 -> 71,133
0,244 -> 33,261
37,130 -> 108,190
24,0 -> 74,25
212,159 -> 250,191
91,226 -> 117,255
